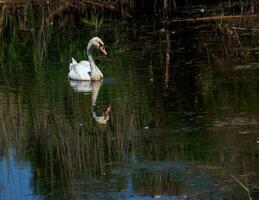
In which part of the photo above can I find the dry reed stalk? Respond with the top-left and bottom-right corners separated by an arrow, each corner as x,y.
161,14 -> 258,24
232,26 -> 259,31
81,0 -> 118,11
0,5 -> 6,33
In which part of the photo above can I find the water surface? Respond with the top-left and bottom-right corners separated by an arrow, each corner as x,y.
0,20 -> 259,200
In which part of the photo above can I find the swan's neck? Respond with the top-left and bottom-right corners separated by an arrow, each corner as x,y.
87,44 -> 103,80
87,47 -> 94,63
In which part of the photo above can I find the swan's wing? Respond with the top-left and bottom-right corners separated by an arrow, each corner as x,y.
68,60 -> 91,80
69,57 -> 78,70
71,57 -> 78,64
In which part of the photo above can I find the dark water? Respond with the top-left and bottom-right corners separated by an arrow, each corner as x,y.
0,21 -> 259,200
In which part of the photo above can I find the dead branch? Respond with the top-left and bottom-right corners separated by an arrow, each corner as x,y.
81,0 -> 118,12
161,14 -> 258,24
232,26 -> 259,31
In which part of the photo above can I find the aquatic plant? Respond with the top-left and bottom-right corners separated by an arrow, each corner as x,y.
231,174 -> 253,200
81,16 -> 103,31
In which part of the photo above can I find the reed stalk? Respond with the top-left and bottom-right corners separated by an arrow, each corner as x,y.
231,174 -> 253,200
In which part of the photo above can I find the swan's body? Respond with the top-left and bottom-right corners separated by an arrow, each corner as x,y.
68,37 -> 107,81
68,59 -> 92,80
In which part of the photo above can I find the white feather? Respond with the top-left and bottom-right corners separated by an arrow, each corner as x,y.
68,60 -> 91,80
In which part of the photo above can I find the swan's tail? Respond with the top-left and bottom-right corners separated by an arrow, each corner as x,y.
69,57 -> 78,70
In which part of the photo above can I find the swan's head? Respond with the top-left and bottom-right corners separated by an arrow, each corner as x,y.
88,37 -> 107,56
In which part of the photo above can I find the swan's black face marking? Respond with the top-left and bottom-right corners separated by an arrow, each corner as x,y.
88,71 -> 91,77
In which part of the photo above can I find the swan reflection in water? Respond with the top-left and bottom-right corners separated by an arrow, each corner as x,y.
69,80 -> 111,125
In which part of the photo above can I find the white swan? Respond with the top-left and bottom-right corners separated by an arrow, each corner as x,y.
68,37 -> 107,81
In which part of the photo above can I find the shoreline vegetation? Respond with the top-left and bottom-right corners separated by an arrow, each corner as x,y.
0,0 -> 258,44
0,0 -> 258,38
0,1 -> 258,22
0,1 -> 258,46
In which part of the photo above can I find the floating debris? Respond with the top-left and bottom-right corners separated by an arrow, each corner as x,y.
238,131 -> 250,135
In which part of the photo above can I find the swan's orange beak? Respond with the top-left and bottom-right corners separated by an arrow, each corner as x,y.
100,46 -> 107,56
